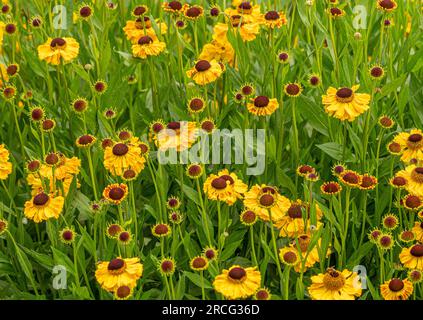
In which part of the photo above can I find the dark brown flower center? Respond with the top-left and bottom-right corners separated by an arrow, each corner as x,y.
330,7 -> 342,15
241,210 -> 256,224
259,194 -> 275,207
323,269 -> 345,290
201,120 -> 214,133
155,224 -> 169,235
256,290 -> 269,300
168,198 -> 178,207
108,258 -> 125,271
220,175 -> 234,185
133,6 -> 147,16
310,76 -> 320,86
168,1 -> 182,10
138,35 -> 153,45
94,82 -> 106,92
262,186 -> 276,194
27,160 -> 40,172
5,23 -> 16,34
388,278 -> 404,292
116,285 -> 131,298
33,193 -> 49,206
108,187 -> 125,200
254,96 -> 270,108
188,165 -> 202,176
62,230 -> 73,241
242,85 -> 253,95
228,267 -> 246,280
78,135 -> 94,145
265,11 -> 280,20
371,67 -> 383,78
161,260 -> 174,272
238,2 -> 252,10
32,18 -> 42,27
279,52 -> 288,61
118,131 -> 131,141
379,0 -> 395,9
167,121 -> 181,130
6,65 -> 18,76
286,84 -> 300,96
108,224 -> 122,237
210,7 -> 219,16
50,37 -> 66,48
119,231 -> 130,242
361,176 -> 376,188
45,153 -> 59,165
211,177 -> 227,190
73,99 -> 87,112
102,138 -> 114,149
283,251 -> 297,264
195,60 -> 211,72
379,235 -> 392,247
336,87 -> 353,99
189,98 -> 204,111
205,249 -> 215,259
405,195 -> 421,209
112,143 -> 129,156
186,6 -> 202,18
31,108 -> 44,121
288,204 -> 303,218
79,6 -> 92,17
42,119 -> 55,130
323,182 -> 340,194
342,172 -> 359,184
123,169 -> 136,180
388,142 -> 401,153
411,244 -> 423,257
408,134 -> 422,143
192,257 -> 207,269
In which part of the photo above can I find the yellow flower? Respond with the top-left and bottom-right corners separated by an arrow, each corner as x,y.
155,121 -> 198,152
279,247 -> 300,266
103,183 -> 129,205
392,129 -> 423,164
213,17 -> 260,42
37,37 -> 79,65
0,144 -> 12,180
123,18 -> 167,43
225,1 -> 262,23
380,278 -> 413,300
203,169 -> 248,205
103,141 -> 145,177
243,185 -> 290,222
412,221 -> 423,242
0,63 -> 10,87
162,1 -> 189,13
24,192 -> 65,223
377,0 -> 397,12
95,257 -> 143,292
308,268 -> 362,300
247,95 -> 279,116
400,244 -> 423,270
261,10 -> 287,28
213,265 -> 261,299
322,85 -> 371,122
131,34 -> 166,59
199,39 -> 235,67
186,59 -> 223,85
396,165 -> 423,196
291,234 -> 328,272
275,201 -> 323,237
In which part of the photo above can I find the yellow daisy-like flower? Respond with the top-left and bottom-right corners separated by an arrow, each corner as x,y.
377,0 -> 397,12
380,278 -> 413,300
199,39 -> 235,67
156,121 -> 198,152
95,257 -> 143,292
123,18 -> 167,42
284,82 -> 303,98
114,285 -> 134,300
103,183 -> 129,205
213,16 -> 260,42
275,201 -> 323,237
308,268 -> 362,300
37,37 -> 79,65
0,144 -> 12,180
396,165 -> 423,197
393,129 -> 423,164
291,234 -> 327,272
0,63 -> 10,87
24,192 -> 65,223
225,1 -> 262,23
327,7 -> 346,18
279,247 -> 300,266
213,265 -> 261,300
162,1 -> 189,14
203,169 -> 248,205
131,34 -> 166,59
190,256 -> 209,271
186,59 -> 223,86
243,185 -> 291,222
103,141 -> 145,177
184,5 -> 204,20
246,95 -> 279,116
322,85 -> 371,122
412,221 -> 423,242
399,244 -> 423,270
261,10 -> 287,29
